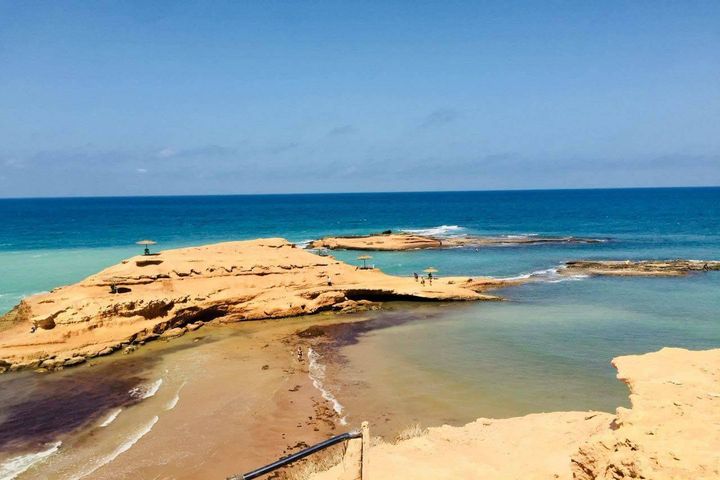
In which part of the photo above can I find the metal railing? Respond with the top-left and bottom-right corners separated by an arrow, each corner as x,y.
228,431 -> 362,480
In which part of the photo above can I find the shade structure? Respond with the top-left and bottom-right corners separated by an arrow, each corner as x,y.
136,239 -> 157,255
357,255 -> 373,269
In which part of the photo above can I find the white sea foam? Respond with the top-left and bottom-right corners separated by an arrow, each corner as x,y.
295,239 -> 314,249
128,378 -> 163,400
73,416 -> 158,479
401,225 -> 464,237
0,441 -> 61,480
501,267 -> 589,284
165,382 -> 186,411
503,233 -> 539,239
98,408 -> 122,427
307,348 -> 347,425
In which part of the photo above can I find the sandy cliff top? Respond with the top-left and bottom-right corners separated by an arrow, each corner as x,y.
311,347 -> 720,480
572,347 -> 720,479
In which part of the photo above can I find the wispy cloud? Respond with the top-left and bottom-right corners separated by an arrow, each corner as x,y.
327,125 -> 356,137
419,108 -> 461,128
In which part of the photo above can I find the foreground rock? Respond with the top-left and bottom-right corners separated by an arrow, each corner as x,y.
0,239 -> 502,372
309,232 -> 605,251
311,347 -> 720,480
572,348 -> 720,479
562,259 -> 720,277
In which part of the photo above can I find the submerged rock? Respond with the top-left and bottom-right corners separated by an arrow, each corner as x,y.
309,232 -> 606,251
562,259 -> 720,277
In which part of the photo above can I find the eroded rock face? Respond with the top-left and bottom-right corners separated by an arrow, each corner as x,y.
562,260 -> 720,276
0,238 -> 499,372
571,348 -> 720,480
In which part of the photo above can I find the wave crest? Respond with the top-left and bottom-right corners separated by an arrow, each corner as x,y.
402,225 -> 464,237
0,442 -> 61,480
128,379 -> 163,400
501,267 -> 588,283
74,416 -> 158,479
307,348 -> 347,425
98,408 -> 122,427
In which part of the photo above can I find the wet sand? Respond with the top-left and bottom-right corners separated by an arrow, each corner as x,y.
1,314 -> 373,480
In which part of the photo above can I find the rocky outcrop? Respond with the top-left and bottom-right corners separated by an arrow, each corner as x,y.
311,347 -> 720,480
571,348 -> 720,479
309,233 -> 605,251
562,259 -> 720,277
0,238 -> 501,372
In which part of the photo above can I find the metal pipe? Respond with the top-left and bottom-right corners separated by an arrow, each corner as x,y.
228,431 -> 362,480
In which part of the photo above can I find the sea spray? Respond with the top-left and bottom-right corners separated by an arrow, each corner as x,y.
500,267 -> 589,284
73,416 -> 159,479
295,239 -> 314,249
307,348 -> 347,426
128,378 -> 163,400
0,441 -> 61,480
401,225 -> 464,236
98,408 -> 122,427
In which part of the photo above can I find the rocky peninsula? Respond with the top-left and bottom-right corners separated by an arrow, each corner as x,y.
309,232 -> 605,251
0,239 -> 510,373
311,347 -> 720,480
561,259 -> 720,277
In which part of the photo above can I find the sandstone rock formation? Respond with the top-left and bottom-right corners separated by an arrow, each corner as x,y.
561,260 -> 720,277
309,232 -> 605,251
571,348 -> 720,479
0,239 -> 502,372
310,347 -> 720,480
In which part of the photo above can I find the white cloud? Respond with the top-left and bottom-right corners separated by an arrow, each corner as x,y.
156,147 -> 176,158
136,168 -> 148,174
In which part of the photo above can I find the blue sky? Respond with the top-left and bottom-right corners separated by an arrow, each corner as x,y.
1,0 -> 719,197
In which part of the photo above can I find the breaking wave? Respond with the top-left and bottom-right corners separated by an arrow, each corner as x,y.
165,382 -> 186,411
401,225 -> 464,237
501,267 -> 589,284
128,379 -> 163,400
74,416 -> 158,479
0,442 -> 61,480
295,239 -> 314,249
307,348 -> 347,426
98,408 -> 122,427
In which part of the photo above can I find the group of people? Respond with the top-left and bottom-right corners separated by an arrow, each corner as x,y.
413,271 -> 434,285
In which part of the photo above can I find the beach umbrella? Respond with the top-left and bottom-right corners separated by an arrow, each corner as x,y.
357,255 -> 372,269
136,239 -> 157,255
423,267 -> 438,277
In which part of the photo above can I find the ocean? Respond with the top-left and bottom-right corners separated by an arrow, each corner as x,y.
0,187 -> 719,478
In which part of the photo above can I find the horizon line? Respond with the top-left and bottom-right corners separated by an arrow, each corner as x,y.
1,184 -> 718,201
